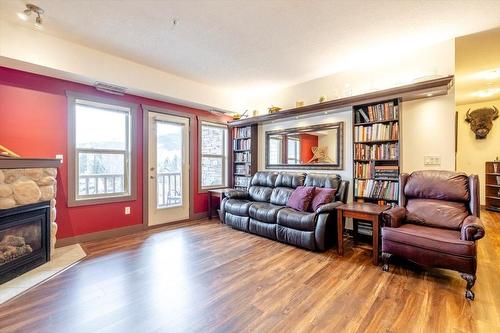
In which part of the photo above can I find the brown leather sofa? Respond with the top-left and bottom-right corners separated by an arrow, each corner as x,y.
381,170 -> 485,300
220,171 -> 349,251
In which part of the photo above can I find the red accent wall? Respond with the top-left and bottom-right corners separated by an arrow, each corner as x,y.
299,134 -> 318,163
0,66 -> 228,239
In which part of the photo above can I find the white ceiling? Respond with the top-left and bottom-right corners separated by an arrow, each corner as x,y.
1,0 -> 500,93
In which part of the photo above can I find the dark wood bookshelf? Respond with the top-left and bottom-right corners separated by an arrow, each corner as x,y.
352,98 -> 401,205
230,124 -> 258,189
485,161 -> 500,212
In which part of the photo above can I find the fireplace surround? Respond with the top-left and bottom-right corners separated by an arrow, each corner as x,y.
0,201 -> 51,284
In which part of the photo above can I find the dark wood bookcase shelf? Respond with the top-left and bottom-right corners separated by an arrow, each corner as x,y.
352,98 -> 401,206
230,124 -> 258,189
485,161 -> 500,212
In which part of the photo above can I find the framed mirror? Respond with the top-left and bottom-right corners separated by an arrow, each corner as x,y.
265,122 -> 343,170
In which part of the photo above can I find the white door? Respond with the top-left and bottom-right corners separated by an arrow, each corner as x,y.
147,112 -> 190,225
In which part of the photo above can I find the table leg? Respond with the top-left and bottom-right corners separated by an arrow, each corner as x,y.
353,219 -> 358,243
208,192 -> 212,220
372,215 -> 380,265
337,210 -> 344,256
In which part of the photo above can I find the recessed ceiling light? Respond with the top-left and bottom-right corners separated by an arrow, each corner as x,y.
426,93 -> 433,97
17,4 -> 44,28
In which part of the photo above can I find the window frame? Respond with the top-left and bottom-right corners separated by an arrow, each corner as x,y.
198,118 -> 229,192
67,91 -> 137,207
287,137 -> 301,164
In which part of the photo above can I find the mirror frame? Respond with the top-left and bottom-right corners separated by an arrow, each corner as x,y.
265,121 -> 344,170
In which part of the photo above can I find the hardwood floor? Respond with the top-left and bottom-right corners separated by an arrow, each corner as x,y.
0,210 -> 499,333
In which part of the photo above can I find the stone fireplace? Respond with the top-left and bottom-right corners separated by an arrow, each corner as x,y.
0,158 -> 61,257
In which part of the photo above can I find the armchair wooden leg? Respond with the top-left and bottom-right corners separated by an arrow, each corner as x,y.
460,273 -> 476,300
382,252 -> 391,272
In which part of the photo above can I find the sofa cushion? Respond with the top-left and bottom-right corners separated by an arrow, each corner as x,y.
304,173 -> 340,189
224,199 -> 252,216
406,198 -> 469,230
225,213 -> 250,231
270,187 -> 294,206
404,170 -> 469,202
251,171 -> 278,187
277,207 -> 317,231
248,186 -> 273,202
382,224 -> 475,257
309,188 -> 337,212
248,202 -> 284,223
275,172 -> 306,188
287,186 -> 315,212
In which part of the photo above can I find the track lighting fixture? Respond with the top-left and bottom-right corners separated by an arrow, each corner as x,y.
17,4 -> 44,28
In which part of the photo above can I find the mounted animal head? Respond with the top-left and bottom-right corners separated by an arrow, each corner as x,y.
465,106 -> 499,139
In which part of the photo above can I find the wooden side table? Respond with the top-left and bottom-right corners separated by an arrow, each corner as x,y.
207,188 -> 232,220
336,203 -> 390,265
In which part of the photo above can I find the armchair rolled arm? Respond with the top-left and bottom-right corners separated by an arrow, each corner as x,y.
315,201 -> 343,214
224,189 -> 249,199
461,216 -> 485,241
381,206 -> 406,228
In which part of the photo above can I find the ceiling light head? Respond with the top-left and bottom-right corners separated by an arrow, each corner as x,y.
18,3 -> 44,27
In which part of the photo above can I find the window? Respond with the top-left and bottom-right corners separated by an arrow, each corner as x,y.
287,137 -> 300,164
269,136 -> 283,164
200,121 -> 228,190
67,92 -> 137,206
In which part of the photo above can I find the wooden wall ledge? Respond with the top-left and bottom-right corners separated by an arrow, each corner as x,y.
228,75 -> 454,126
0,158 -> 62,169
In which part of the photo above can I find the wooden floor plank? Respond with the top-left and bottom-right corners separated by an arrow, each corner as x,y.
0,210 -> 498,333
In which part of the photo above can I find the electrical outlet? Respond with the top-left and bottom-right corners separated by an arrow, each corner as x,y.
125,207 -> 130,215
424,155 -> 441,166
56,154 -> 64,163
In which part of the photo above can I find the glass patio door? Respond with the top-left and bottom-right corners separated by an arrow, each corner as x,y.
147,112 -> 189,225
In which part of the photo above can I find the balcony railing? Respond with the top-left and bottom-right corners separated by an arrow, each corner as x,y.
78,173 -> 124,196
157,172 -> 182,207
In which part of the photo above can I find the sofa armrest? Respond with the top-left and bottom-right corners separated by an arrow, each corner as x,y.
381,206 -> 406,228
224,189 -> 249,200
315,201 -> 343,214
461,215 -> 485,241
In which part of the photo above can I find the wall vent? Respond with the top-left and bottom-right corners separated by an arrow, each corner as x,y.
94,82 -> 127,95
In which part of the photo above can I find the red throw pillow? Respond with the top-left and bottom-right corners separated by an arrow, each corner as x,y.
310,188 -> 337,212
287,186 -> 315,212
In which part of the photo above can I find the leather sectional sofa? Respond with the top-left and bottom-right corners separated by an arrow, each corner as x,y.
220,171 -> 349,251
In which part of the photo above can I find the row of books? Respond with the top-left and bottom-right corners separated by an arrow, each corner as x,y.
354,143 -> 399,160
234,151 -> 251,162
355,101 -> 399,123
374,165 -> 399,180
234,176 -> 250,188
233,126 -> 252,139
354,179 -> 399,201
354,162 -> 372,178
235,164 -> 250,175
233,138 -> 251,151
354,123 -> 399,142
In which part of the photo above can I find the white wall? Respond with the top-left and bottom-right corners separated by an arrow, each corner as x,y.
258,107 -> 353,201
236,40 -> 455,114
456,99 -> 500,205
400,92 -> 457,173
0,19 -> 234,112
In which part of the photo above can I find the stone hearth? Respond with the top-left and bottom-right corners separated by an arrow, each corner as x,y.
0,158 -> 61,255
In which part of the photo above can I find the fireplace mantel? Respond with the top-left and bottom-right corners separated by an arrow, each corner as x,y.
0,158 -> 62,169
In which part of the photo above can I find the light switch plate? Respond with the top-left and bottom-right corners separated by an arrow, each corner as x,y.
125,207 -> 131,215
56,154 -> 63,163
424,155 -> 441,166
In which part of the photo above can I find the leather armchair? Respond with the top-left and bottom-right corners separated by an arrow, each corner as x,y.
381,170 -> 485,300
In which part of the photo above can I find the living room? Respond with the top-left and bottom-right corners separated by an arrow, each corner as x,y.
0,1 -> 499,332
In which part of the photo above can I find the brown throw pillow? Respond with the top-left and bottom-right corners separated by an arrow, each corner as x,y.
309,188 -> 337,212
287,186 -> 315,212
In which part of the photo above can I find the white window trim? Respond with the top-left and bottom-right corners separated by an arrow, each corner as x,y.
67,91 -> 138,207
199,120 -> 228,191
